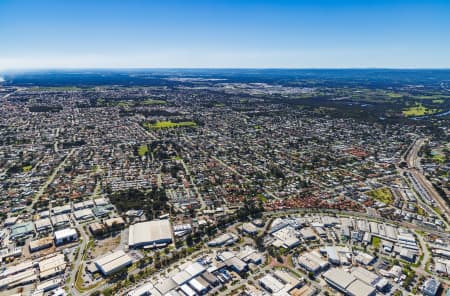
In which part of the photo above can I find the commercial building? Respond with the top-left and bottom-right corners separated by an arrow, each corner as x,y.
39,254 -> 66,280
92,206 -> 110,218
346,280 -> 376,296
173,224 -> 192,237
36,278 -> 62,292
73,200 -> 95,211
104,217 -> 125,230
95,250 -> 132,276
188,277 -> 209,294
240,223 -> 258,235
351,267 -> 380,286
73,208 -> 94,221
171,262 -> 207,287
423,278 -> 440,296
52,205 -> 71,215
207,233 -> 238,247
290,286 -> 316,296
180,283 -> 196,296
155,278 -> 177,295
300,227 -> 317,240
201,272 -> 219,286
298,251 -> 329,274
9,222 -> 34,240
323,268 -> 376,296
0,261 -> 34,278
354,252 -> 375,266
325,246 -> 340,265
0,269 -> 37,289
400,248 -> 416,262
54,228 -> 78,245
128,220 -> 173,248
323,268 -> 356,293
259,274 -> 285,293
272,226 -> 300,249
127,282 -> 162,296
225,256 -> 248,273
172,271 -> 192,286
34,218 -> 52,233
29,236 -> 53,252
273,269 -> 303,289
3,216 -> 18,227
94,197 -> 109,206
89,222 -> 106,236
50,214 -> 71,229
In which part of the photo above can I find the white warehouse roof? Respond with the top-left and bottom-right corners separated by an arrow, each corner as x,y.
323,268 -> 355,290
128,220 -> 172,248
54,228 -> 77,241
95,250 -> 132,275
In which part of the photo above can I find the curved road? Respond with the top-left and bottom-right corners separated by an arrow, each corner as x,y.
405,138 -> 450,223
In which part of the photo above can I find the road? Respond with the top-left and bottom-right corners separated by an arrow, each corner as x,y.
404,138 -> 450,223
138,123 -> 157,140
180,159 -> 207,210
68,225 -> 90,296
30,148 -> 77,210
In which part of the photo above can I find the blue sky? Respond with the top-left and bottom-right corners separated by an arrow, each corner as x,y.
1,0 -> 450,69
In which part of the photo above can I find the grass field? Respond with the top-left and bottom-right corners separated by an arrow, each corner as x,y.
142,99 -> 166,105
414,95 -> 450,100
402,104 -> 440,117
432,153 -> 445,163
417,206 -> 425,216
144,121 -> 197,129
257,194 -> 267,203
138,144 -> 148,157
372,236 -> 381,248
366,187 -> 394,204
386,92 -> 403,98
22,165 -> 32,172
31,86 -> 84,91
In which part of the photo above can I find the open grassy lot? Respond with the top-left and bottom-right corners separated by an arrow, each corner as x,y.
413,94 -> 450,100
138,144 -> 148,156
142,99 -> 166,105
144,121 -> 197,129
30,86 -> 85,91
372,236 -> 381,248
22,165 -> 32,172
402,104 -> 440,117
386,92 -> 404,98
366,187 -> 394,204
432,153 -> 445,163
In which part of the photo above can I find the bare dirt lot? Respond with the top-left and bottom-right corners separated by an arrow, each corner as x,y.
90,233 -> 121,258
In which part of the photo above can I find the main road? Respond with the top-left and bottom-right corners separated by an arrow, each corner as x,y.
404,138 -> 450,223
30,148 -> 77,210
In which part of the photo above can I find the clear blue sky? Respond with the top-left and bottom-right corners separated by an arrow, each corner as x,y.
1,0 -> 450,69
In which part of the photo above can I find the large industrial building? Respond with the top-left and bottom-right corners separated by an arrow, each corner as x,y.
128,220 -> 173,248
323,268 -> 376,296
95,250 -> 133,276
54,228 -> 78,245
297,251 -> 329,274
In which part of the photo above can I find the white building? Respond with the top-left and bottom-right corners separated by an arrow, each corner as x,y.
54,228 -> 78,245
128,220 -> 173,248
95,250 -> 132,276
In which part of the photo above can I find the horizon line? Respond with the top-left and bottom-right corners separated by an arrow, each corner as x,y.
3,66 -> 450,74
